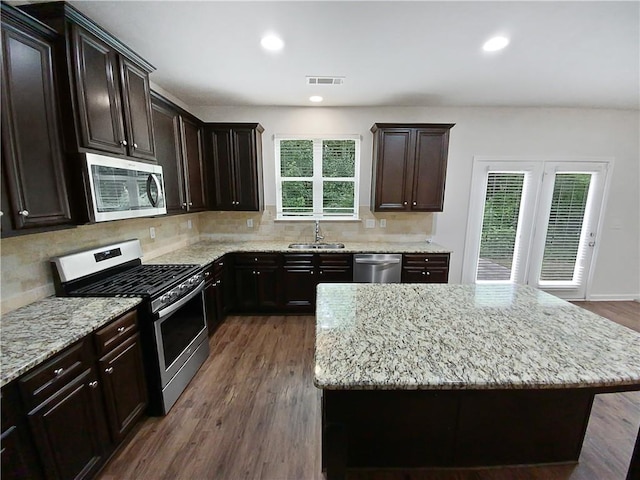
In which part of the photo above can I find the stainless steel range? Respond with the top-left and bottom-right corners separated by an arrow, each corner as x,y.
51,239 -> 209,415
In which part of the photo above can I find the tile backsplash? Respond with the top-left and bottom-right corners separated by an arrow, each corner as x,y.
1,207 -> 433,314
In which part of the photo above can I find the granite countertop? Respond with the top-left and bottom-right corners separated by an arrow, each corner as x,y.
314,283 -> 640,391
148,240 -> 451,267
0,297 -> 142,387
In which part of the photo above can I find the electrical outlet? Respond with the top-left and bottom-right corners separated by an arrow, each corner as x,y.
379,219 -> 387,228
365,219 -> 375,229
149,227 -> 156,239
247,218 -> 254,228
187,220 -> 192,229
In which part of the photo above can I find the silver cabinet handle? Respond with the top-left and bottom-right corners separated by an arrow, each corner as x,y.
252,270 -> 256,274
188,202 -> 193,206
54,368 -> 64,376
182,203 -> 187,209
413,201 -> 417,206
219,262 -> 224,267
424,258 -> 429,262
256,271 -> 260,276
216,280 -> 221,285
117,326 -> 125,333
0,211 -> 3,217
426,271 -> 430,276
133,143 -> 138,149
89,381 -> 99,388
105,367 -> 114,374
120,140 -> 128,146
403,201 -> 407,206
310,271 -> 314,275
204,272 -> 211,277
19,210 -> 29,217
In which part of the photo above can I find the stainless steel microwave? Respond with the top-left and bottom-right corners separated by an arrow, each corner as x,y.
85,153 -> 167,222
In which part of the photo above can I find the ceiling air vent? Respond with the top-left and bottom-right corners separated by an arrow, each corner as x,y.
306,76 -> 345,85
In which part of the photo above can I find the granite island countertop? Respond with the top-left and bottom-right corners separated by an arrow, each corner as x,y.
147,239 -> 451,267
314,283 -> 640,390
1,297 -> 142,387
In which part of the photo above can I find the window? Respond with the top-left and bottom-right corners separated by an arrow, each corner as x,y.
275,135 -> 360,220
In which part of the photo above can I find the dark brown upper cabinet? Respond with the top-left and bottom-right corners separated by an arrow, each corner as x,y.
151,92 -> 206,214
1,4 -> 73,237
371,123 -> 454,212
21,2 -> 156,162
205,123 -> 264,211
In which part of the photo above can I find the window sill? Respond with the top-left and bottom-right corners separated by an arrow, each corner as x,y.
274,217 -> 361,223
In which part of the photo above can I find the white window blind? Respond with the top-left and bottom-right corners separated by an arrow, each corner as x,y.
275,136 -> 360,220
476,173 -> 525,281
539,173 -> 592,282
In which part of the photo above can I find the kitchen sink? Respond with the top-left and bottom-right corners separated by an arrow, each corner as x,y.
288,242 -> 345,249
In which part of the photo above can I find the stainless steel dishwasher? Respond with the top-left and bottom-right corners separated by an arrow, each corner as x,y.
353,254 -> 402,283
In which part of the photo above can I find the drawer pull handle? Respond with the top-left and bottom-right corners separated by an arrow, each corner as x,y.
117,326 -> 125,333
105,367 -> 114,375
53,368 -> 64,376
205,272 -> 211,277
219,262 -> 224,266
424,259 -> 429,262
120,140 -> 128,146
403,201 -> 407,206
216,280 -> 221,285
89,381 -> 98,388
413,201 -> 417,206
422,271 -> 426,275
426,271 -> 431,276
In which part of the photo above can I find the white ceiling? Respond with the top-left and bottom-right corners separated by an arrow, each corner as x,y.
66,1 -> 639,109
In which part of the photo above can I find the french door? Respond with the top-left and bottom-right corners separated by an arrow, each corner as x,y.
463,158 -> 611,300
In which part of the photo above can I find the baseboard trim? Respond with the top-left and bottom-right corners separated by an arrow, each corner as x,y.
585,294 -> 640,302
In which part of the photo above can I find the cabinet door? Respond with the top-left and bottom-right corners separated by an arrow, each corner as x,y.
181,117 -> 206,212
151,99 -> 185,214
256,266 -> 281,310
27,369 -> 109,480
98,334 -> 147,444
411,128 -> 450,211
233,128 -> 261,210
208,128 -> 235,210
0,20 -> 72,232
1,383 -> 43,480
234,266 -> 259,311
373,128 -> 413,211
119,58 -> 155,161
282,267 -> 316,311
71,25 -> 126,155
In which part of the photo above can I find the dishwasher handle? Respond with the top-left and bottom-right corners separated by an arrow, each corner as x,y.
354,258 -> 401,265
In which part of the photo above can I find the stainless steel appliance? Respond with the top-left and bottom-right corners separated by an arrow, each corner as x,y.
85,153 -> 167,222
353,254 -> 402,283
51,239 -> 208,415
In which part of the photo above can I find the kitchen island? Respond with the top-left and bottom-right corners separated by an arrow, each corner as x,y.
314,283 -> 640,479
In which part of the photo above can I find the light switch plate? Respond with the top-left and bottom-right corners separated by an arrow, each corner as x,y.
379,219 -> 386,228
365,219 -> 375,229
187,220 -> 192,229
149,227 -> 156,239
247,219 -> 254,228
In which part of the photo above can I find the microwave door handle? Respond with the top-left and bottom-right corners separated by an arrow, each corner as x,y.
147,173 -> 162,207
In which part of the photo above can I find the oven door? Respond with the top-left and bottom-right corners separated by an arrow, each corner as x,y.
154,282 -> 208,388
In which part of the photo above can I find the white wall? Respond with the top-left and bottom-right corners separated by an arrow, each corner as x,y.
191,105 -> 640,300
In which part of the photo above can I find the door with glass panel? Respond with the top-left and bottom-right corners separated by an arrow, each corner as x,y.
526,162 -> 608,299
464,159 -> 609,300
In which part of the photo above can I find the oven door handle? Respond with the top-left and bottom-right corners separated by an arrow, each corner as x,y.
156,281 -> 205,319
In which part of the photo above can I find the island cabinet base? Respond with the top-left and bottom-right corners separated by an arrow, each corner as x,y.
321,389 -> 596,479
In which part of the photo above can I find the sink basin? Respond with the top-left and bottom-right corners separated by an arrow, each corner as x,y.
288,242 -> 345,249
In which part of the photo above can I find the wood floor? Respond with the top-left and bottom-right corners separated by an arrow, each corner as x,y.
99,301 -> 640,480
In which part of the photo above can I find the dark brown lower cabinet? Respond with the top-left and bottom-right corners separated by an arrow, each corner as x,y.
1,383 -> 43,480
97,333 -> 147,443
6,309 -> 146,480
402,253 -> 450,283
26,368 -> 109,480
204,257 -> 230,335
233,254 -> 281,312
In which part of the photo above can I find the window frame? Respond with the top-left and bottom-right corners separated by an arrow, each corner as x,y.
274,134 -> 361,221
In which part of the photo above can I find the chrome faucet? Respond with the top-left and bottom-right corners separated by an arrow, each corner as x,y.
315,220 -> 324,243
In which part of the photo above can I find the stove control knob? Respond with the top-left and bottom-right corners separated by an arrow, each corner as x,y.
161,294 -> 170,303
180,283 -> 187,291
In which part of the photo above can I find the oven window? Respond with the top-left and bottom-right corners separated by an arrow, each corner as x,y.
160,294 -> 205,367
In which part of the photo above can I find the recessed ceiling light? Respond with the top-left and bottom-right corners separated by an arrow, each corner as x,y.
483,36 -> 510,52
309,96 -> 323,103
261,34 -> 284,51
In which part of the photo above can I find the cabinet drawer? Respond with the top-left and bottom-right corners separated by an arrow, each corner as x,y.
283,254 -> 314,266
402,266 -> 449,283
94,309 -> 138,357
403,254 -> 450,267
318,253 -> 353,267
18,339 -> 93,408
234,253 -> 279,266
